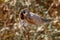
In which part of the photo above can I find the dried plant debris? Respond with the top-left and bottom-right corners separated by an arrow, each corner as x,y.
0,0 -> 60,40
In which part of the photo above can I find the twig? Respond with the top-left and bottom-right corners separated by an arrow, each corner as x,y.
47,2 -> 54,12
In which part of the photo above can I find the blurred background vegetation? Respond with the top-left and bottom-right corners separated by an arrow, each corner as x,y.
0,0 -> 60,40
